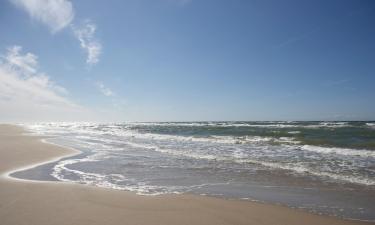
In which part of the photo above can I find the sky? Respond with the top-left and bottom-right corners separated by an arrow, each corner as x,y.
0,0 -> 374,122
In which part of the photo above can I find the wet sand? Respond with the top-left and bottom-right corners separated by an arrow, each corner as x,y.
0,124 -> 372,225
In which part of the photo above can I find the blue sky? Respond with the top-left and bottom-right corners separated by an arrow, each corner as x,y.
0,0 -> 374,122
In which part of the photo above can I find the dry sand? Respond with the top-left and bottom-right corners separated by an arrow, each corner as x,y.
0,124 -> 372,225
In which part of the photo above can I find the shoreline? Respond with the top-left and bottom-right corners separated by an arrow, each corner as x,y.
0,124 -> 372,225
2,138 -> 80,182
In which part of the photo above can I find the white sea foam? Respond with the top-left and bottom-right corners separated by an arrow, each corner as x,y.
124,140 -> 223,161
50,148 -> 182,195
111,130 -> 299,146
125,121 -> 352,129
300,145 -> 375,158
21,122 -> 375,191
120,139 -> 375,186
288,131 -> 301,134
236,159 -> 375,186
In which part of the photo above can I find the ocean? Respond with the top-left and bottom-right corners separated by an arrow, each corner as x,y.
13,121 -> 375,221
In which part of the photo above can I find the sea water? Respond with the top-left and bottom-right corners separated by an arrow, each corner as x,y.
13,121 -> 375,221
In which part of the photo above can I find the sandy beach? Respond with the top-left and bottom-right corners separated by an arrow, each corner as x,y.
0,124 -> 372,225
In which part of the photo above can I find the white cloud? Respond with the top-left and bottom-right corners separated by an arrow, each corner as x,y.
10,0 -> 74,33
73,21 -> 102,65
0,45 -> 88,122
3,46 -> 38,74
10,0 -> 102,66
95,82 -> 114,97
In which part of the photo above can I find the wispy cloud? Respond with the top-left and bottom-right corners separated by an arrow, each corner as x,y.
10,0 -> 102,66
10,0 -> 74,33
0,45 -> 85,121
322,78 -> 356,91
73,21 -> 102,65
274,27 -> 321,49
322,79 -> 350,87
95,81 -> 114,97
94,81 -> 128,114
4,45 -> 38,74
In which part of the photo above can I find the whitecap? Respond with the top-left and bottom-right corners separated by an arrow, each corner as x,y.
300,145 -> 375,158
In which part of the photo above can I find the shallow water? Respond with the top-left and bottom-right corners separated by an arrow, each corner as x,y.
13,121 -> 375,221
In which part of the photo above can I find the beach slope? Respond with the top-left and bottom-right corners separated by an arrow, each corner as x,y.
0,124 -> 371,225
